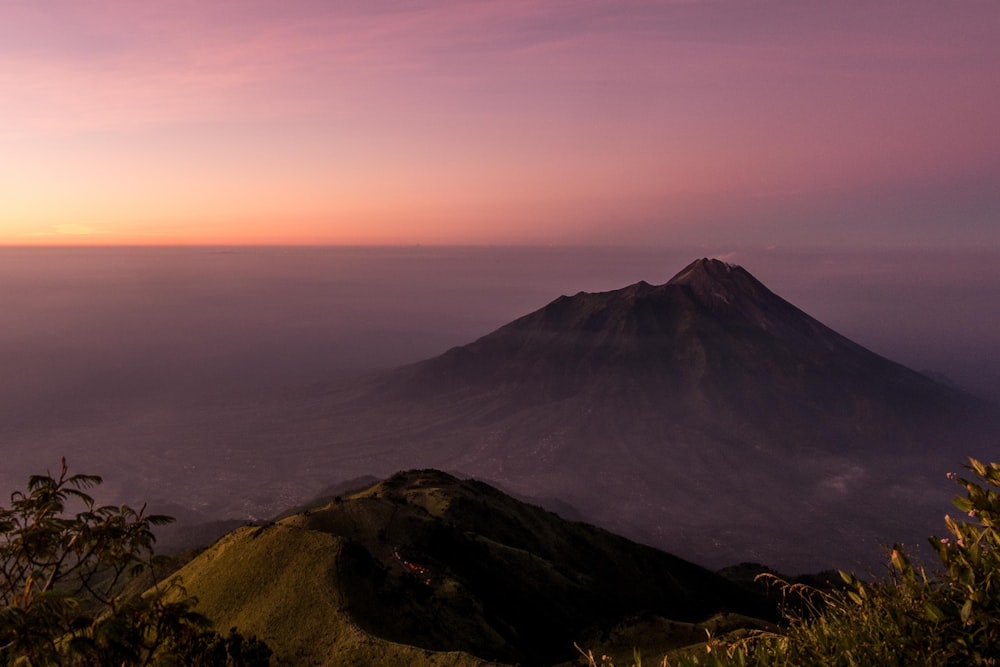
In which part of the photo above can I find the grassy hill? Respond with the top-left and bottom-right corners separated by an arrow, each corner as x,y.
162,519 -> 488,666
163,470 -> 774,666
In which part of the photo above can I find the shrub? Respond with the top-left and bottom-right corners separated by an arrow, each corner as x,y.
0,459 -> 270,666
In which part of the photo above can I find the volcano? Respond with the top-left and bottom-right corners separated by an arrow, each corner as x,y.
314,258 -> 994,572
248,258 -> 997,573
391,258 -> 973,450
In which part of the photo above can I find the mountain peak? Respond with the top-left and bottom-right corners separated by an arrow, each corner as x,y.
667,257 -> 740,285
359,257 -> 992,572
665,257 -> 767,305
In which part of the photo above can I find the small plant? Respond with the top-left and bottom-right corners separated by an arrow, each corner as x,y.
0,459 -> 270,666
920,459 -> 1000,663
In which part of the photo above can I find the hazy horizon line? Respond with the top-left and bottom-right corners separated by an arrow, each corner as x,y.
2,242 -> 998,253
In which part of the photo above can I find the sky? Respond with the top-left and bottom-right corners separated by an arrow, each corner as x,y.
2,1 -> 999,247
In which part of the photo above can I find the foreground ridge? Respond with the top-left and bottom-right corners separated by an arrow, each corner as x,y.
166,470 -> 774,666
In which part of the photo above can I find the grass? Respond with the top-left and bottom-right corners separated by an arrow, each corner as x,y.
159,470 -> 774,666
164,521 -> 490,666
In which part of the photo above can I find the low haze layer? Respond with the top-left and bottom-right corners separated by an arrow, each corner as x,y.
1,246 -> 997,572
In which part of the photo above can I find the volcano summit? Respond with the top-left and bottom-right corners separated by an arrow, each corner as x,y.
298,258 -> 993,572
177,258 -> 997,573
393,258 -> 971,441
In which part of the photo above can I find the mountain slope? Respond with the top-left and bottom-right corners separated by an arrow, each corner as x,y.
391,258 -> 973,445
316,258 -> 996,572
174,258 -> 996,572
165,470 -> 772,666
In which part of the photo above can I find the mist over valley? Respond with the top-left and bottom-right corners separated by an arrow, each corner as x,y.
2,245 -> 998,574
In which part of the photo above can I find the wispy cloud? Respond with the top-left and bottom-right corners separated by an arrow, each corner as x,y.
29,223 -> 106,237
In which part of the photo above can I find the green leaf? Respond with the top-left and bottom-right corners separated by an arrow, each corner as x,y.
970,458 -> 987,477
961,598 -> 974,623
890,547 -> 912,577
924,602 -> 946,622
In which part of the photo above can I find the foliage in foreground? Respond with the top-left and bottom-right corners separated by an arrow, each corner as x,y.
0,459 -> 271,666
580,457 -> 1000,667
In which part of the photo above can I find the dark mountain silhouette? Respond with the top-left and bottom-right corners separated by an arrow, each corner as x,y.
164,469 -> 774,666
315,258 -> 996,572
173,258 -> 995,573
391,258 -> 975,448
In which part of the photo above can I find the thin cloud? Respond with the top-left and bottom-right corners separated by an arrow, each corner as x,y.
30,224 -> 106,237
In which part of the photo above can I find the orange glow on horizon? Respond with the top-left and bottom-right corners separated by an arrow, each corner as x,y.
2,2 -> 998,248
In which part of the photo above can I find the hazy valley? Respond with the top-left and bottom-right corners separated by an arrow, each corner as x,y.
2,246 -> 998,576
3,246 -> 1000,665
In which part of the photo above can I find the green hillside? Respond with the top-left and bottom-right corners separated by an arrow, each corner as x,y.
164,470 -> 773,666
164,521 -> 487,666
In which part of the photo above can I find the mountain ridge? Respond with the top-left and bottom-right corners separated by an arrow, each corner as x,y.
164,469 -> 775,666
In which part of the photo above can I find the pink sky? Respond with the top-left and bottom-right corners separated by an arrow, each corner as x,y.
2,1 -> 998,246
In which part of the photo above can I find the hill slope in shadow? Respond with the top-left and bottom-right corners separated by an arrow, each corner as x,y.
166,470 -> 773,666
